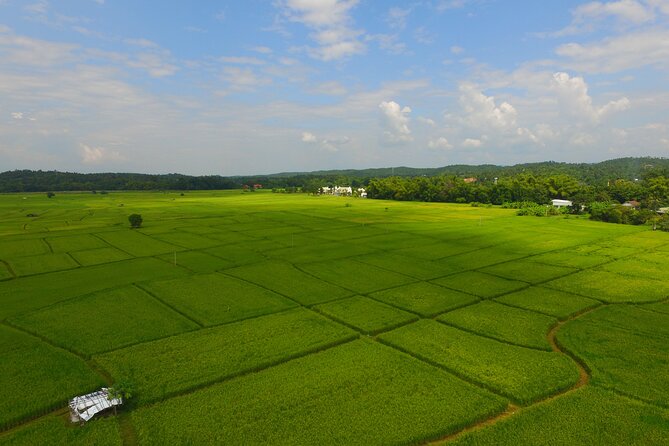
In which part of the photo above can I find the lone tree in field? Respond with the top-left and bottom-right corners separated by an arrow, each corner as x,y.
128,214 -> 143,228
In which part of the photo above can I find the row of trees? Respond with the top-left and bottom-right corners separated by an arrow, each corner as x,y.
365,173 -> 669,210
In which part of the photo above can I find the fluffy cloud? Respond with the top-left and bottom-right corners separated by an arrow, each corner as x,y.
462,138 -> 483,148
279,0 -> 365,60
80,143 -> 124,165
379,100 -> 412,143
556,30 -> 669,73
428,137 -> 453,150
459,83 -> 518,131
552,72 -> 630,122
573,0 -> 655,25
301,131 -> 317,142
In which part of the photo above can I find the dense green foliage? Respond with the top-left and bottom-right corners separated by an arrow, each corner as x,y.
438,301 -> 556,350
0,191 -> 668,443
95,309 -> 356,405
0,416 -> 122,446
0,325 -> 103,430
379,320 -> 580,404
451,386 -> 669,445
130,340 -> 507,445
558,306 -> 669,407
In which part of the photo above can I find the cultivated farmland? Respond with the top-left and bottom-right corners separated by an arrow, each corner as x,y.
0,190 -> 667,444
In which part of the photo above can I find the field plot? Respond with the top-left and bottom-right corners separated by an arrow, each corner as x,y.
0,257 -> 188,319
557,306 -> 669,407
225,260 -> 352,305
8,253 -> 79,276
314,295 -> 418,334
149,231 -> 221,249
432,271 -> 527,299
0,415 -> 121,446
451,386 -> 669,445
370,282 -> 478,316
355,252 -> 450,280
545,269 -> 669,303
95,230 -> 182,256
95,309 -> 357,404
438,301 -> 555,350
0,238 -> 49,258
480,260 -> 576,284
139,272 -> 296,326
495,287 -> 599,320
1,192 -> 668,444
298,259 -> 416,294
379,320 -> 579,404
45,234 -> 107,253
10,285 -> 198,356
0,325 -> 103,430
130,340 -> 506,445
157,250 -> 232,273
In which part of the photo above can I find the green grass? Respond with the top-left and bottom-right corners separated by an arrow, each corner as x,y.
557,305 -> 669,407
8,253 -> 80,276
95,230 -> 183,256
494,287 -> 600,320
480,260 -> 577,284
203,243 -> 266,265
298,259 -> 416,294
10,285 -> 198,356
45,233 -> 107,253
94,308 -> 357,405
225,260 -> 352,305
438,301 -> 556,350
268,240 -> 376,263
640,300 -> 669,314
157,250 -> 233,273
69,246 -> 132,266
0,238 -> 49,258
139,273 -> 296,326
313,296 -> 418,334
451,386 -> 669,445
355,252 -> 452,280
598,254 -> 669,281
545,269 -> 669,303
149,231 -> 222,249
432,271 -> 527,299
0,325 -> 104,430
370,282 -> 479,317
0,257 -> 189,319
130,340 -> 507,445
0,415 -> 122,446
379,320 -> 580,404
530,251 -> 611,269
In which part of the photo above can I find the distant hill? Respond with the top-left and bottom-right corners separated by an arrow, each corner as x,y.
1,157 -> 667,192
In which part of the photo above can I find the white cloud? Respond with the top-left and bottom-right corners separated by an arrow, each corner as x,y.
379,100 -> 412,143
367,33 -> 408,55
556,29 -> 669,73
301,131 -> 317,142
219,56 -> 265,65
428,137 -> 453,150
220,67 -> 272,92
386,7 -> 411,29
417,116 -> 436,126
450,45 -> 464,54
459,83 -> 518,130
80,143 -> 125,165
279,0 -> 365,60
551,72 -> 630,122
572,0 -> 655,25
251,46 -> 273,54
11,112 -> 24,119
462,138 -> 483,148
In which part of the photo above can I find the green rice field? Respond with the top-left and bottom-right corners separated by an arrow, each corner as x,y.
0,190 -> 668,444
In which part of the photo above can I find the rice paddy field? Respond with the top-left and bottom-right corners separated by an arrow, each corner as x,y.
0,190 -> 668,445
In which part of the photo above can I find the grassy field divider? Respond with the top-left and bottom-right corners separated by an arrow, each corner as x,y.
435,319 -> 551,352
0,260 -> 16,280
426,299 -> 603,444
134,284 -> 205,328
129,334 -> 360,409
311,304 -> 419,336
374,337 -> 511,403
41,237 -> 54,254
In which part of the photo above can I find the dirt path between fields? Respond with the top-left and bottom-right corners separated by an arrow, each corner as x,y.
425,306 -> 599,445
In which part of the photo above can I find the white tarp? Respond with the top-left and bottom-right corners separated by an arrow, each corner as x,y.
69,388 -> 122,422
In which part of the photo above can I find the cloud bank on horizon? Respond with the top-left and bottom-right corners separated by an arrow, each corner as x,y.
1,0 -> 668,175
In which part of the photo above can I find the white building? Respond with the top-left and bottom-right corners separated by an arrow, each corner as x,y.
551,199 -> 573,208
69,388 -> 122,423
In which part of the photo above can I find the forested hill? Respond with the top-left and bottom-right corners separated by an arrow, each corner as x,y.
1,157 -> 668,192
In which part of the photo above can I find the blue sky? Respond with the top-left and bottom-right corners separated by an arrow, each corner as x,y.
1,1 -> 668,175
